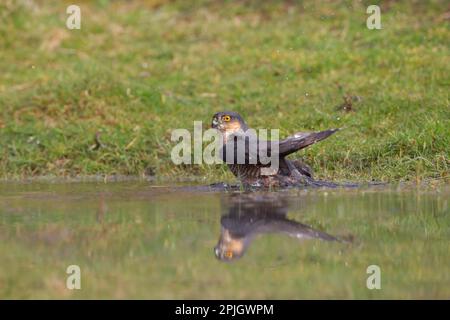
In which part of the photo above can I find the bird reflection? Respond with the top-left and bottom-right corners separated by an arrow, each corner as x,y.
214,193 -> 338,261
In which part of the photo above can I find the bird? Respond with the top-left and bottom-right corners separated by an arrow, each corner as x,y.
211,111 -> 340,187
214,193 -> 338,261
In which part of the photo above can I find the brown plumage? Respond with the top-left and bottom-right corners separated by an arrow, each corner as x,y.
211,111 -> 340,187
214,193 -> 338,261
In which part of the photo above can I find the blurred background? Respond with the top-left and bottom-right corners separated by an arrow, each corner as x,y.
0,0 -> 448,182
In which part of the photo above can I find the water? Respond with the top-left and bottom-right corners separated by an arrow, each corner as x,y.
0,182 -> 448,299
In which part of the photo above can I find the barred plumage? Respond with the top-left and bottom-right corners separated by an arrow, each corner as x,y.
228,163 -> 262,179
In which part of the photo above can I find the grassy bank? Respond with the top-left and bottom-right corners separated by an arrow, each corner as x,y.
0,0 -> 449,182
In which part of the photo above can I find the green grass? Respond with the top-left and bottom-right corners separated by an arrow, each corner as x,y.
0,0 -> 449,182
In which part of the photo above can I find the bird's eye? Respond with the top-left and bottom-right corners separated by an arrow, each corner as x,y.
222,115 -> 231,122
224,251 -> 233,258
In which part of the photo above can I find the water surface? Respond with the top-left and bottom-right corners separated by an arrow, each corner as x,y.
0,182 -> 448,299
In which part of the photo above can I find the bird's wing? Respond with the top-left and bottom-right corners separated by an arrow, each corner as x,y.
278,129 -> 340,157
222,129 -> 339,164
244,218 -> 338,241
222,135 -> 273,165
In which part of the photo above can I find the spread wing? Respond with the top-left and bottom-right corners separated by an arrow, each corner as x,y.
278,129 -> 340,157
222,215 -> 338,241
253,219 -> 339,241
221,129 -> 339,164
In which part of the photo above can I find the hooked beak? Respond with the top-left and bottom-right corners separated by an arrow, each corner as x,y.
214,246 -> 220,258
211,117 -> 220,129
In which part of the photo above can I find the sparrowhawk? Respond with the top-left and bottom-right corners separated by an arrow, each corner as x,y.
211,111 -> 339,187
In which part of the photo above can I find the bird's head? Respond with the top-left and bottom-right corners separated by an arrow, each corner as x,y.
214,229 -> 246,262
211,111 -> 248,139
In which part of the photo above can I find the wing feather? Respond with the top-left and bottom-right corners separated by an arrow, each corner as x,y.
221,128 -> 340,164
279,129 -> 340,156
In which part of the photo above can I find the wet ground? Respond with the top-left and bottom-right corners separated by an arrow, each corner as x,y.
0,182 -> 448,299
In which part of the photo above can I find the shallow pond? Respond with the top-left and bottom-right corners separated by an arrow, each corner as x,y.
0,182 -> 448,299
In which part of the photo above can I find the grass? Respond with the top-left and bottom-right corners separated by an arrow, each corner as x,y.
0,0 -> 449,183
